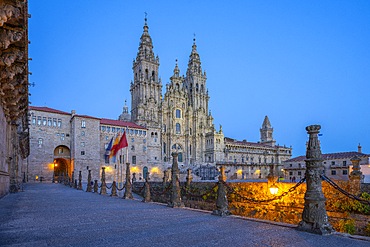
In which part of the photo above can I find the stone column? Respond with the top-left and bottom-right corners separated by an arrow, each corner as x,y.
162,169 -> 169,187
111,181 -> 117,197
77,171 -> 82,190
186,168 -> 193,188
168,152 -> 184,208
143,171 -> 151,203
100,167 -> 107,195
212,166 -> 231,216
349,156 -> 362,195
298,125 -> 333,235
86,170 -> 92,192
71,171 -> 75,188
93,180 -> 98,193
123,163 -> 133,199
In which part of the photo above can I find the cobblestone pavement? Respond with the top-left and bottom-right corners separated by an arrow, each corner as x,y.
0,183 -> 369,247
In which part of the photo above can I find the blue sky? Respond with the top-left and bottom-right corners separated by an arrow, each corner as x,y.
28,1 -> 370,157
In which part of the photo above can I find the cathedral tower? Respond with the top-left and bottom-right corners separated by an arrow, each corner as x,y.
130,17 -> 162,128
260,116 -> 276,146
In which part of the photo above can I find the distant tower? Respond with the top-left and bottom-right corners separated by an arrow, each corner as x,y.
130,16 -> 162,128
118,100 -> 131,121
260,116 -> 276,146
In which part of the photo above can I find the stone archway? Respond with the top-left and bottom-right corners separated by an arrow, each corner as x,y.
53,145 -> 71,179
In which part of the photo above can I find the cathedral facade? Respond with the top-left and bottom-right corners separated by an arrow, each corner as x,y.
27,19 -> 292,183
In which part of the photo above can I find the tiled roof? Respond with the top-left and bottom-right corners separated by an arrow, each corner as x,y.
286,152 -> 369,162
29,106 -> 70,115
100,118 -> 146,129
224,137 -> 289,149
73,114 -> 100,120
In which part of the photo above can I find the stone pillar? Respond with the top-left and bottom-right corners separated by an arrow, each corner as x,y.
186,168 -> 193,188
86,170 -> 92,192
298,125 -> 333,235
111,181 -> 117,197
163,169 -> 169,187
100,167 -> 107,195
77,171 -> 82,190
74,179 -> 77,189
123,163 -> 133,199
93,180 -> 98,193
143,172 -> 151,203
71,171 -> 75,188
349,156 -> 362,195
168,152 -> 184,208
212,166 -> 231,216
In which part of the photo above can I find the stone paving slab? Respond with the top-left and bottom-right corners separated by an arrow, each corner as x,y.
0,183 -> 369,247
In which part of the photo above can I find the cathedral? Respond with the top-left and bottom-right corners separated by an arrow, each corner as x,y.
26,18 -> 292,183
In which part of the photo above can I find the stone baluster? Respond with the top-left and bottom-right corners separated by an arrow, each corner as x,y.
168,152 -> 184,207
86,170 -> 92,192
123,163 -> 133,199
93,180 -> 98,193
298,125 -> 333,235
212,166 -> 230,216
78,171 -> 82,190
111,181 -> 117,197
143,171 -> 151,202
100,167 -> 107,195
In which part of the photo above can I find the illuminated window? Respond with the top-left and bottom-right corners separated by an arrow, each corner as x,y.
81,120 -> 86,128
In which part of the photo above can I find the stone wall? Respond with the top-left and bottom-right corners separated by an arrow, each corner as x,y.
0,106 -> 9,197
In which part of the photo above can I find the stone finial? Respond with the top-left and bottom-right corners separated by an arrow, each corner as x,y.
93,180 -> 98,193
168,152 -> 184,208
100,167 -> 107,195
186,168 -> 193,188
298,125 -> 333,235
86,170 -> 92,192
305,125 -> 322,160
219,166 -> 226,182
78,171 -> 82,190
111,181 -> 118,197
123,163 -> 133,199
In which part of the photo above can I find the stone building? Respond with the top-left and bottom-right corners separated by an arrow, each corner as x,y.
282,145 -> 369,181
217,116 -> 292,180
27,18 -> 292,182
0,0 -> 30,197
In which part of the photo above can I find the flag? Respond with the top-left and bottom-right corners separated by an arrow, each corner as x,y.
109,134 -> 121,158
113,130 -> 128,156
105,137 -> 113,156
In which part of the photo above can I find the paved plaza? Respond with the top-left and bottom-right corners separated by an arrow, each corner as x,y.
0,183 -> 369,247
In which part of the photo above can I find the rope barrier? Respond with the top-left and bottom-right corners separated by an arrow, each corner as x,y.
321,175 -> 370,206
106,184 -> 113,190
151,183 -> 172,196
225,177 -> 306,203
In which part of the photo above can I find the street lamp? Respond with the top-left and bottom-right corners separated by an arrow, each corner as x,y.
269,183 -> 279,195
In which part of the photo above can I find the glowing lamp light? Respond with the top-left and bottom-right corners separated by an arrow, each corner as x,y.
151,167 -> 159,174
237,169 -> 242,175
269,183 -> 279,195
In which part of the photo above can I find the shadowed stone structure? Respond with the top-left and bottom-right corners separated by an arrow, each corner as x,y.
143,171 -> 151,202
77,171 -> 82,190
93,180 -> 98,193
349,156 -> 362,194
298,125 -> 334,235
111,181 -> 117,197
123,163 -> 133,199
186,168 -> 192,188
100,167 -> 106,195
86,170 -> 92,192
168,152 -> 184,208
212,166 -> 231,216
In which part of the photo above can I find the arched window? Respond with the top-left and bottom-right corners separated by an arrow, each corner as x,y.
196,83 -> 199,92
152,71 -> 155,81
176,123 -> 181,134
176,109 -> 181,118
178,153 -> 183,162
145,69 -> 149,80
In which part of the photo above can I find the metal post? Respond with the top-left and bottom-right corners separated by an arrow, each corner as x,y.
123,163 -> 133,199
298,125 -> 333,235
86,170 -> 92,192
212,166 -> 231,216
168,152 -> 184,207
100,167 -> 107,195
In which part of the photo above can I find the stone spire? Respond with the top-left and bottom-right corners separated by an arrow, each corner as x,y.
135,15 -> 156,62
187,36 -> 202,75
260,116 -> 275,146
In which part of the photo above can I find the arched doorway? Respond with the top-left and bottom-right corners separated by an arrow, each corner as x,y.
53,145 -> 71,181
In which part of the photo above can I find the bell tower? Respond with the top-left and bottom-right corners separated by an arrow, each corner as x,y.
260,116 -> 276,146
130,16 -> 162,128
